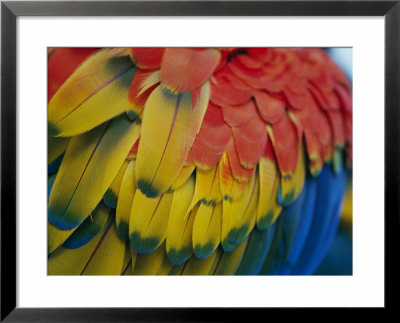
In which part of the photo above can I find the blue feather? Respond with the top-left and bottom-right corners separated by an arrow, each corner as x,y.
291,166 -> 346,274
235,223 -> 277,275
315,224 -> 352,275
63,204 -> 110,249
259,189 -> 307,275
48,173 -> 56,200
48,154 -> 64,175
281,176 -> 318,274
259,217 -> 286,275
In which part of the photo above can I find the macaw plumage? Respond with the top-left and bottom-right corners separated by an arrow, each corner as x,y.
47,47 -> 352,275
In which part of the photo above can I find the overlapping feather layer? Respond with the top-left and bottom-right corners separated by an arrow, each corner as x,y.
47,47 -> 352,275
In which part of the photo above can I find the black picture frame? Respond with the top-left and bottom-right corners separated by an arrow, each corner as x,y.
1,0 -> 399,321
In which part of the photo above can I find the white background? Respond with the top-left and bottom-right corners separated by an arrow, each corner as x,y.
17,17 -> 384,307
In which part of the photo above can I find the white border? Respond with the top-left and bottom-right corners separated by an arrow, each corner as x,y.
17,17 -> 384,307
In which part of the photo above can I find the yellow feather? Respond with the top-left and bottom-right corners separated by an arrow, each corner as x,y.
120,242 -> 132,274
169,163 -> 195,191
48,202 -> 109,253
104,160 -> 129,209
48,48 -> 135,137
122,263 -> 133,275
279,145 -> 305,206
129,190 -> 173,254
191,166 -> 223,208
257,157 -> 283,229
166,176 -> 196,265
138,71 -> 161,96
219,152 -> 247,203
231,174 -> 259,244
47,222 -> 77,254
213,238 -> 248,275
157,255 -> 174,275
82,222 -> 126,275
48,136 -> 69,165
48,217 -> 112,275
221,173 -> 256,251
181,248 -> 222,275
168,264 -> 185,275
192,202 -> 222,258
49,116 -> 140,231
133,243 -> 167,275
135,83 -> 210,198
208,248 -> 223,274
341,184 -> 353,226
126,71 -> 160,119
116,159 -> 137,240
129,244 -> 137,274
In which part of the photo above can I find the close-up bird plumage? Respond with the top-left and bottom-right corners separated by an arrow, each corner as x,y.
47,47 -> 352,275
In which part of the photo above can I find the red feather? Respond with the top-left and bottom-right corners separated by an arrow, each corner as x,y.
130,48 -> 165,69
48,48 -> 98,101
161,48 -> 220,93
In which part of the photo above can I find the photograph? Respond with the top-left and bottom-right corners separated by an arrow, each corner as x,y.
47,47 -> 353,276
2,0 -> 397,318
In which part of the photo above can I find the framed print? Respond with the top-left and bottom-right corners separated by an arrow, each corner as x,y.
1,0 -> 399,320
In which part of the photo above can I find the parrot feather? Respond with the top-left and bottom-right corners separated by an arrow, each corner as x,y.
48,216 -> 112,275
192,202 -> 222,259
213,238 -> 248,275
226,138 -> 254,182
221,100 -> 256,127
166,176 -> 197,265
181,248 -> 222,275
219,152 -> 247,202
160,48 -> 220,93
48,222 -> 77,254
210,74 -> 254,106
127,70 -> 160,119
292,166 -> 346,274
130,48 -> 165,69
221,172 -> 257,251
269,114 -> 299,177
133,243 -> 167,275
278,144 -> 306,206
254,90 -> 286,124
116,160 -> 137,240
48,173 -> 56,199
48,48 -> 135,136
48,48 -> 99,101
192,166 -> 223,207
136,83 -> 209,198
168,264 -> 185,275
48,115 -> 140,230
157,254 -> 175,275
277,182 -> 308,273
169,163 -> 195,191
122,263 -> 133,275
191,102 -> 232,169
103,160 -> 129,209
48,136 -> 69,166
259,217 -> 285,275
282,176 -> 317,273
237,54 -> 265,69
236,225 -> 277,275
257,144 -> 282,229
129,244 -> 138,274
232,112 -> 267,169
228,174 -> 259,245
81,221 -> 126,275
120,242 -> 132,275
129,191 -> 173,254
63,202 -> 110,249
